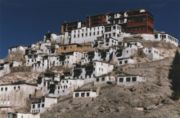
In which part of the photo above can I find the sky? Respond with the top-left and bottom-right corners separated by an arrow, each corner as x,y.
0,0 -> 180,58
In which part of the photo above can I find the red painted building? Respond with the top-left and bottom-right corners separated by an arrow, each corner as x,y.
60,9 -> 154,34
85,14 -> 108,27
124,9 -> 154,34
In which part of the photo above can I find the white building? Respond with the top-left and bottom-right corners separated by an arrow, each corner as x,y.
116,74 -> 145,86
39,42 -> 52,54
26,54 -> 63,72
64,52 -> 84,68
120,45 -> 138,59
31,55 -> 49,72
0,62 -> 11,77
154,32 -> 178,46
123,41 -> 143,48
73,90 -> 98,98
44,32 -> 70,44
11,61 -> 22,67
71,25 -> 105,44
30,96 -> 57,113
143,47 -> 161,61
94,37 -> 118,49
93,61 -> 114,76
37,72 -> 85,97
0,82 -> 36,108
8,45 -> 27,55
54,79 -> 84,96
117,57 -> 136,66
103,24 -> 122,40
95,74 -> 116,86
17,113 -> 40,118
133,33 -> 178,46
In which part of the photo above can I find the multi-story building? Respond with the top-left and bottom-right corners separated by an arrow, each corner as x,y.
60,9 -> 154,34
70,25 -> 105,44
108,9 -> 154,34
30,96 -> 57,113
0,82 -> 36,108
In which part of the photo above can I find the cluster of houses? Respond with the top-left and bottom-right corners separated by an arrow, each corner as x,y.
0,9 -> 179,118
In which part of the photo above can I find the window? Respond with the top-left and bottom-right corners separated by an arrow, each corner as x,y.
102,77 -> 105,81
1,87 -> 3,91
75,93 -> 79,97
125,60 -> 128,64
119,61 -> 122,64
18,86 -> 20,90
113,25 -> 116,30
96,78 -> 99,82
5,87 -> 7,91
42,98 -> 45,102
86,92 -> 90,97
42,104 -> 44,108
38,104 -> 40,108
126,77 -> 130,82
97,31 -> 99,35
33,104 -> 35,108
119,78 -> 123,82
14,86 -> 16,90
105,27 -> 111,32
81,92 -> 85,97
113,33 -> 116,37
132,77 -> 137,82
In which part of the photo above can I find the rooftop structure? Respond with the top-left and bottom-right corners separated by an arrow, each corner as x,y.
61,9 -> 154,34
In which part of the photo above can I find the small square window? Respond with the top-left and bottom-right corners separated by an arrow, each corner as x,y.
81,92 -> 85,97
119,61 -> 122,64
38,104 -> 40,108
132,77 -> 137,82
75,93 -> 79,97
86,92 -> 90,97
119,78 -> 123,82
42,104 -> 44,108
126,78 -> 131,82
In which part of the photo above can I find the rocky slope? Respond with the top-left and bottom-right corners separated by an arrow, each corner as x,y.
41,57 -> 180,118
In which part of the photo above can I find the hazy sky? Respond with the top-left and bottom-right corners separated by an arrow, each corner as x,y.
0,0 -> 180,58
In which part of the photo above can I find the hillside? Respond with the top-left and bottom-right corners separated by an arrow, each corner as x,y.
41,57 -> 180,118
